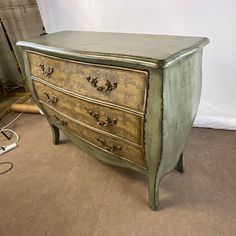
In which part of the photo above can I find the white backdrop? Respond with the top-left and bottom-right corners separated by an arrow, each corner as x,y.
37,0 -> 236,130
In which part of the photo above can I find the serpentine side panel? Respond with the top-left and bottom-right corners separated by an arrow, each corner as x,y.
159,50 -> 203,177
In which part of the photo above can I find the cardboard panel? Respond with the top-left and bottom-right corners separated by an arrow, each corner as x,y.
0,0 -> 37,8
0,3 -> 43,86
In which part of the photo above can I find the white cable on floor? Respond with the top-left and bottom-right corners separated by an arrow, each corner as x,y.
1,113 -> 23,129
0,113 -> 22,155
0,128 -> 19,144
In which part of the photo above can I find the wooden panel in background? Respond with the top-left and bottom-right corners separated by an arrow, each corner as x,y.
0,0 -> 37,8
0,1 -> 44,86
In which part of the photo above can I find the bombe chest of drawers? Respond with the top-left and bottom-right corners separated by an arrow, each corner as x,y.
17,31 -> 209,210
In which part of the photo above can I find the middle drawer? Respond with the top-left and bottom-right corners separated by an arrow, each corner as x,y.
32,79 -> 144,146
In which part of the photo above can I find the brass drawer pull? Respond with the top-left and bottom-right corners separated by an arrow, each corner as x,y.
87,76 -> 117,92
39,63 -> 54,75
96,138 -> 122,152
43,91 -> 58,104
53,115 -> 67,126
88,110 -> 117,127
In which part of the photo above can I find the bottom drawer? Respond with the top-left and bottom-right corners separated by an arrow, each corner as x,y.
42,104 -> 146,167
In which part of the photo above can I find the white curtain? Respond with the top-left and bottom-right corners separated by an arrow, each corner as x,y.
37,0 -> 236,130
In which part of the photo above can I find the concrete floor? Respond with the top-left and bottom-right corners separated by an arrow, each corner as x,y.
0,113 -> 236,236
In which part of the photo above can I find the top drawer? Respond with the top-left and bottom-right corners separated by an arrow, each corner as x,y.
27,52 -> 148,113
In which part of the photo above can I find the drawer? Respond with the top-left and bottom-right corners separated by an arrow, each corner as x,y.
42,105 -> 146,167
28,52 -> 148,113
33,79 -> 143,145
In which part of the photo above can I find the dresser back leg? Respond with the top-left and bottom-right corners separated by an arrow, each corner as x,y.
50,124 -> 60,145
176,153 -> 185,173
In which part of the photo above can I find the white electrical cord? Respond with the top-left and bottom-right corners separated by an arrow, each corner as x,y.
0,128 -> 19,144
1,113 -> 23,129
5,85 -> 24,91
0,113 -> 22,155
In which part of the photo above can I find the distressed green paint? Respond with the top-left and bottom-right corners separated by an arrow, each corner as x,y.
144,68 -> 163,209
17,31 -> 209,69
160,50 -> 203,176
17,31 -> 209,210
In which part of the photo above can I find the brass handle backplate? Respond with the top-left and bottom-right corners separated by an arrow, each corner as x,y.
39,63 -> 54,76
53,115 -> 67,126
96,138 -> 122,152
43,91 -> 58,104
88,110 -> 117,127
87,76 -> 117,92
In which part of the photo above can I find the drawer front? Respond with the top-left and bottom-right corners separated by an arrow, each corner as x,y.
42,105 -> 146,167
33,79 -> 143,145
28,52 -> 148,113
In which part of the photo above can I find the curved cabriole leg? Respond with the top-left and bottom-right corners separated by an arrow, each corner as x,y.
50,124 -> 60,145
176,152 -> 185,173
148,176 -> 160,210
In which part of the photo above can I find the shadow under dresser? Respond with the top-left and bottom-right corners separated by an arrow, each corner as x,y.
17,31 -> 209,210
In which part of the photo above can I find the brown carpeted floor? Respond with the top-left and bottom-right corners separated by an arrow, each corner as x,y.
0,113 -> 235,236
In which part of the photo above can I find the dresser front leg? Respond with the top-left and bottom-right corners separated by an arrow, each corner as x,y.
148,175 -> 160,210
50,124 -> 60,145
176,152 -> 185,173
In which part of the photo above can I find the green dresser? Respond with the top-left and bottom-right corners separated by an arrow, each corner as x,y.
17,31 -> 209,210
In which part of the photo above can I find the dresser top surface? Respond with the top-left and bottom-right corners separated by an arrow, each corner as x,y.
17,31 -> 209,67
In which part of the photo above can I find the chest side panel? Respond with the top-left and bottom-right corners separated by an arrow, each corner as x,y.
160,50 -> 203,175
